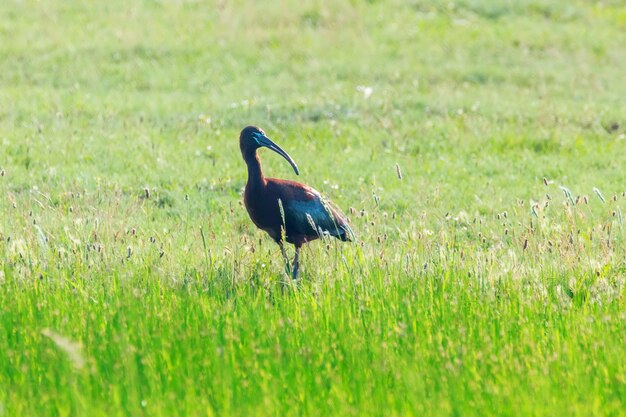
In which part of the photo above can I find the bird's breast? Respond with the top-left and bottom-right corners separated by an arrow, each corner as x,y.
244,185 -> 283,239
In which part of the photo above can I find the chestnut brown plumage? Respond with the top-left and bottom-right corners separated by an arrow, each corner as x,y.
240,126 -> 353,279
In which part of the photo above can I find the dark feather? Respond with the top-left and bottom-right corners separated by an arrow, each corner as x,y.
265,179 -> 354,244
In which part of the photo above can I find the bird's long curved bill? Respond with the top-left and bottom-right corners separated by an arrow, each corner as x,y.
258,135 -> 300,175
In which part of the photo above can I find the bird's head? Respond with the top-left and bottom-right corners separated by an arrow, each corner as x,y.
240,126 -> 299,175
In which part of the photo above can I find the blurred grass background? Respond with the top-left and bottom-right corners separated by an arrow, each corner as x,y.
0,1 -> 625,416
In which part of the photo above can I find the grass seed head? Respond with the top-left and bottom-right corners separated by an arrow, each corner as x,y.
593,187 -> 606,203
395,163 -> 403,180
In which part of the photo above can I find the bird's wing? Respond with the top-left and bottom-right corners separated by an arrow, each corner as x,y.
267,179 -> 354,242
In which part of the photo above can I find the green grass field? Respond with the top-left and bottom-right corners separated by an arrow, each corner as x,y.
1,0 -> 625,415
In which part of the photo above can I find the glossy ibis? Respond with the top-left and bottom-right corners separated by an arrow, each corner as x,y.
240,126 -> 354,279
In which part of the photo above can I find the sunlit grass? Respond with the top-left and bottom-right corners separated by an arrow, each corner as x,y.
0,0 -> 625,416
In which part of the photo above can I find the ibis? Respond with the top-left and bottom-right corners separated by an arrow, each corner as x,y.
240,126 -> 354,279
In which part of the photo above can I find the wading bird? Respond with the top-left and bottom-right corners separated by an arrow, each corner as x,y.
240,126 -> 354,279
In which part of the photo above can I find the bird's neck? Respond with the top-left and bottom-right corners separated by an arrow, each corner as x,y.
245,152 -> 266,189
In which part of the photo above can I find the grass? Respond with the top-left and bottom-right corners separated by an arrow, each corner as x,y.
1,0 -> 625,415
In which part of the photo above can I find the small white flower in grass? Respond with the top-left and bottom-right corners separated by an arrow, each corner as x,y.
356,85 -> 373,99
197,114 -> 211,125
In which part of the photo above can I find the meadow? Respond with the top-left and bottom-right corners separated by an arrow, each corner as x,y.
0,0 -> 625,415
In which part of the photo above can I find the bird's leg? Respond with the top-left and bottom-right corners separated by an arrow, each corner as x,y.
291,245 -> 301,280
